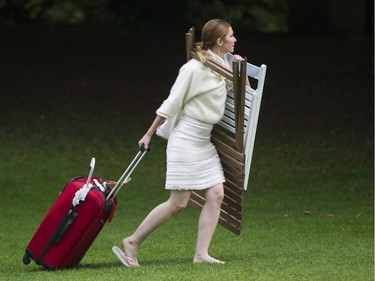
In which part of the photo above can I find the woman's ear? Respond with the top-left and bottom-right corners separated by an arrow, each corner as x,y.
216,38 -> 223,46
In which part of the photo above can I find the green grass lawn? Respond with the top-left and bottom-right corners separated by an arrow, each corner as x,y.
0,116 -> 373,281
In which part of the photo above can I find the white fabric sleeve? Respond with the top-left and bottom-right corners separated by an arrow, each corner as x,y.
156,62 -> 194,120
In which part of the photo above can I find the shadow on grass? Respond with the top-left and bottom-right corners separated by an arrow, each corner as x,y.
78,257 -> 195,269
23,262 -> 119,272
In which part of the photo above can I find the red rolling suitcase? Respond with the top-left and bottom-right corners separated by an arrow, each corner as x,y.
23,148 -> 147,270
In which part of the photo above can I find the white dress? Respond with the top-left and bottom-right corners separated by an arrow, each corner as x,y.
165,114 -> 224,190
156,51 -> 230,190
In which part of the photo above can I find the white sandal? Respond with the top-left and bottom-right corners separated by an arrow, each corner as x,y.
112,246 -> 139,267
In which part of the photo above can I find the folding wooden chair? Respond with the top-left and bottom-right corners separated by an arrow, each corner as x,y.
185,27 -> 267,235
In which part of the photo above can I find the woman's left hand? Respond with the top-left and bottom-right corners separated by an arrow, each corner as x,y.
232,54 -> 245,62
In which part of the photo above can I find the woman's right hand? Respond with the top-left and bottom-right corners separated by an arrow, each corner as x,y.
138,134 -> 152,151
138,115 -> 166,151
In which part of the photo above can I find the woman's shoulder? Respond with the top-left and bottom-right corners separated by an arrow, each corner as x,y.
180,58 -> 205,72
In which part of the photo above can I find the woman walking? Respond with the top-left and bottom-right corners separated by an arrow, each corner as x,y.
112,19 -> 245,267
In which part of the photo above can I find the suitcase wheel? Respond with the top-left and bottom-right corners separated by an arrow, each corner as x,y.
22,253 -> 31,265
43,263 -> 57,271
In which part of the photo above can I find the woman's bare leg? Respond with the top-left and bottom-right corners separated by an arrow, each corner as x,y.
193,183 -> 225,264
122,190 -> 191,266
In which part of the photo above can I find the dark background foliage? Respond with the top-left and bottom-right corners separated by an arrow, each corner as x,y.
0,0 -> 373,35
0,0 -> 288,32
0,0 -> 373,135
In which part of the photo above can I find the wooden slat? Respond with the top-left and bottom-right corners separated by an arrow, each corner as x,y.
225,191 -> 243,206
222,197 -> 242,217
218,150 -> 244,171
236,60 -> 247,153
188,197 -> 202,210
216,121 -> 235,135
232,61 -> 241,152
224,178 -> 244,194
219,218 -> 241,235
223,173 -> 243,191
212,127 -> 237,148
223,184 -> 242,203
189,51 -> 234,81
219,218 -> 241,230
224,171 -> 244,188
221,161 -> 244,179
213,124 -> 235,139
219,147 -> 244,167
185,27 -> 194,62
190,191 -> 205,205
219,208 -> 241,225
211,137 -> 244,162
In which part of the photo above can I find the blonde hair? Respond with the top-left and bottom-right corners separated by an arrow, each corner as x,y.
193,19 -> 231,62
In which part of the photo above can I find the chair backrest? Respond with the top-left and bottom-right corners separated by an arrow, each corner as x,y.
185,27 -> 266,234
221,53 -> 267,190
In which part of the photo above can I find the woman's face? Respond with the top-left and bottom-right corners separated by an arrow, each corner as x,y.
221,26 -> 237,53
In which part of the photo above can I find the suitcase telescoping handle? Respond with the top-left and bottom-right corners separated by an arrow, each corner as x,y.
107,144 -> 148,200
72,157 -> 96,207
86,157 -> 95,186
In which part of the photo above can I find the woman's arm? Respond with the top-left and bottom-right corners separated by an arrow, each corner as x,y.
138,115 -> 166,150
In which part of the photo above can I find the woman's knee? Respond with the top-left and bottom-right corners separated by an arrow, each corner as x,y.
173,201 -> 189,213
206,184 -> 224,205
168,191 -> 191,213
